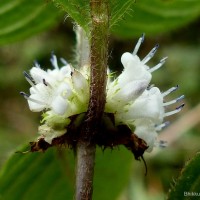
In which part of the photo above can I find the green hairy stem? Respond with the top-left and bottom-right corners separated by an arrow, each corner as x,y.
75,1 -> 110,200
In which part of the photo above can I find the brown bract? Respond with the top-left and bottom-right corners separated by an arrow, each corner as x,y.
30,113 -> 148,161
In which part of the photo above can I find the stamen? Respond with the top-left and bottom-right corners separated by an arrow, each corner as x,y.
132,33 -> 145,55
34,60 -> 40,68
164,103 -> 185,117
43,79 -> 48,86
60,58 -> 68,65
177,103 -> 185,110
43,79 -> 53,89
163,95 -> 185,106
142,44 -> 159,64
23,71 -> 33,81
176,95 -> 185,102
162,85 -> 179,97
50,52 -> 59,70
20,91 -> 29,99
155,121 -> 170,131
148,57 -> 168,73
23,71 -> 36,88
20,92 -> 46,105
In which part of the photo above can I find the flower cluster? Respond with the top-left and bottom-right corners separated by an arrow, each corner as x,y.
21,54 -> 90,143
21,35 -> 184,151
105,34 -> 184,151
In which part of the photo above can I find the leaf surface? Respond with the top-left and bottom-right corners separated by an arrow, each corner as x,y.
0,0 -> 60,45
0,146 -> 132,200
168,152 -> 200,200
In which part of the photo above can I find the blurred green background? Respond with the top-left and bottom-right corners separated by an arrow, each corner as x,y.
0,1 -> 200,200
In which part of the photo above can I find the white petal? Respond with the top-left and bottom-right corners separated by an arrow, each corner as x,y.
27,99 -> 45,112
47,66 -> 72,81
72,70 -> 88,92
57,83 -> 72,99
35,82 -> 49,91
50,54 -> 59,70
106,80 -> 149,114
136,88 -> 164,122
116,87 -> 164,123
30,86 -> 37,94
114,80 -> 149,103
72,70 -> 89,103
60,65 -> 72,77
31,83 -> 51,102
47,68 -> 59,76
119,53 -> 152,87
134,119 -> 157,152
121,52 -> 137,67
79,64 -> 90,79
30,67 -> 48,83
51,96 -> 67,115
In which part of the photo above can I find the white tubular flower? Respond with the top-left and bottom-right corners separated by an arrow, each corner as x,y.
114,87 -> 164,125
21,53 -> 90,143
134,119 -> 157,152
21,80 -> 68,115
21,56 -> 72,115
106,34 -> 184,151
72,70 -> 89,103
106,34 -> 152,110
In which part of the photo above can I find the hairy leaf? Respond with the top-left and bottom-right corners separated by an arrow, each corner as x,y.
0,148 -> 74,200
51,0 -> 135,34
94,147 -> 132,200
0,146 -> 132,200
111,0 -> 200,38
110,0 -> 135,27
50,0 -> 200,37
168,152 -> 200,200
51,0 -> 90,33
0,0 -> 60,45
1,0 -> 200,45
